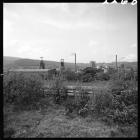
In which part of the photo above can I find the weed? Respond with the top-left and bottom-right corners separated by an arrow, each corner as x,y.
3,72 -> 44,110
4,127 -> 15,138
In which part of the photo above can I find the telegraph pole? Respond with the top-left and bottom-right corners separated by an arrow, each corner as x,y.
115,54 -> 118,70
40,56 -> 45,69
75,53 -> 76,72
115,54 -> 119,79
40,57 -> 43,61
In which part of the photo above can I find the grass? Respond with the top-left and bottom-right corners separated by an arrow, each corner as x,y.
3,74 -> 137,138
44,80 -> 112,90
4,103 -> 137,138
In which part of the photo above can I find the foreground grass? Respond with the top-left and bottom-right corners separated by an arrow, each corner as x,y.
4,75 -> 137,138
4,103 -> 137,138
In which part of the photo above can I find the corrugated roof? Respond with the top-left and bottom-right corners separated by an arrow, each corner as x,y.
9,69 -> 50,72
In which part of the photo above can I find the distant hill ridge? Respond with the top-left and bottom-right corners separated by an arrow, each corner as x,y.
3,56 -> 137,71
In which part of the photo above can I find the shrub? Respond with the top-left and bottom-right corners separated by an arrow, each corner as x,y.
124,72 -> 133,81
50,76 -> 67,104
64,88 -> 90,116
4,127 -> 15,138
83,67 -> 97,76
124,68 -> 135,81
64,96 -> 78,115
110,79 -> 125,93
45,69 -> 58,80
110,89 -> 137,124
81,67 -> 97,82
120,89 -> 137,106
64,70 -> 77,81
88,90 -> 113,115
108,80 -> 138,125
74,88 -> 90,110
82,73 -> 94,82
3,72 -> 44,110
96,72 -> 110,81
109,105 -> 137,125
109,73 -> 118,80
64,88 -> 113,117
50,76 -> 64,90
107,67 -> 117,75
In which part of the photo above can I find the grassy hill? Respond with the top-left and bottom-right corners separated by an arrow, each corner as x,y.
3,56 -> 137,72
3,56 -> 90,71
3,56 -> 22,65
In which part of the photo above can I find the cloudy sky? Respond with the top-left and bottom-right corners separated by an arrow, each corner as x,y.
4,3 -> 137,63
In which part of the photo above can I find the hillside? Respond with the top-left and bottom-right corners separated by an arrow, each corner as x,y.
3,56 -> 22,65
3,56 -> 137,72
3,56 -> 90,71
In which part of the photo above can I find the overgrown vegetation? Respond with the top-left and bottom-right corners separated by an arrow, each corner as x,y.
3,72 -> 45,110
3,66 -> 138,137
50,76 -> 68,104
95,72 -> 110,81
108,80 -> 138,125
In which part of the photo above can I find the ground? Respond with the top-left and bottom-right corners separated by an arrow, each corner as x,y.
4,80 -> 137,138
4,104 -> 137,138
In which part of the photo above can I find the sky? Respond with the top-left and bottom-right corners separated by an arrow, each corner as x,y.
3,3 -> 137,63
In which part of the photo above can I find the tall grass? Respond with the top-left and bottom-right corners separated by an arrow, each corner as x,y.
49,76 -> 68,104
63,78 -> 137,126
88,89 -> 113,115
106,79 -> 138,125
3,72 -> 45,110
3,71 -> 137,125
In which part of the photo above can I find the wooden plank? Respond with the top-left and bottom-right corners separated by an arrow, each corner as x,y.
44,88 -> 93,95
66,85 -> 94,90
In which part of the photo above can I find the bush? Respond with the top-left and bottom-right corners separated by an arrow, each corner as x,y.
96,72 -> 110,81
4,127 -> 15,138
64,88 -> 90,116
124,68 -> 135,81
74,88 -> 90,111
45,69 -> 58,80
3,72 -> 44,110
64,88 -> 113,117
82,73 -> 94,82
83,67 -> 97,76
108,80 -> 138,125
120,90 -> 137,106
110,88 -> 137,124
64,70 -> 77,81
109,73 -> 118,80
109,104 -> 137,125
50,76 -> 67,104
107,67 -> 117,75
88,90 -> 113,115
82,67 -> 97,82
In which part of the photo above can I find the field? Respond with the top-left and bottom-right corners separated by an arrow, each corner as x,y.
4,102 -> 137,138
3,68 -> 138,138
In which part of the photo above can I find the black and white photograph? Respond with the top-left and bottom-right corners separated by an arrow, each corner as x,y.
3,2 -> 137,138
